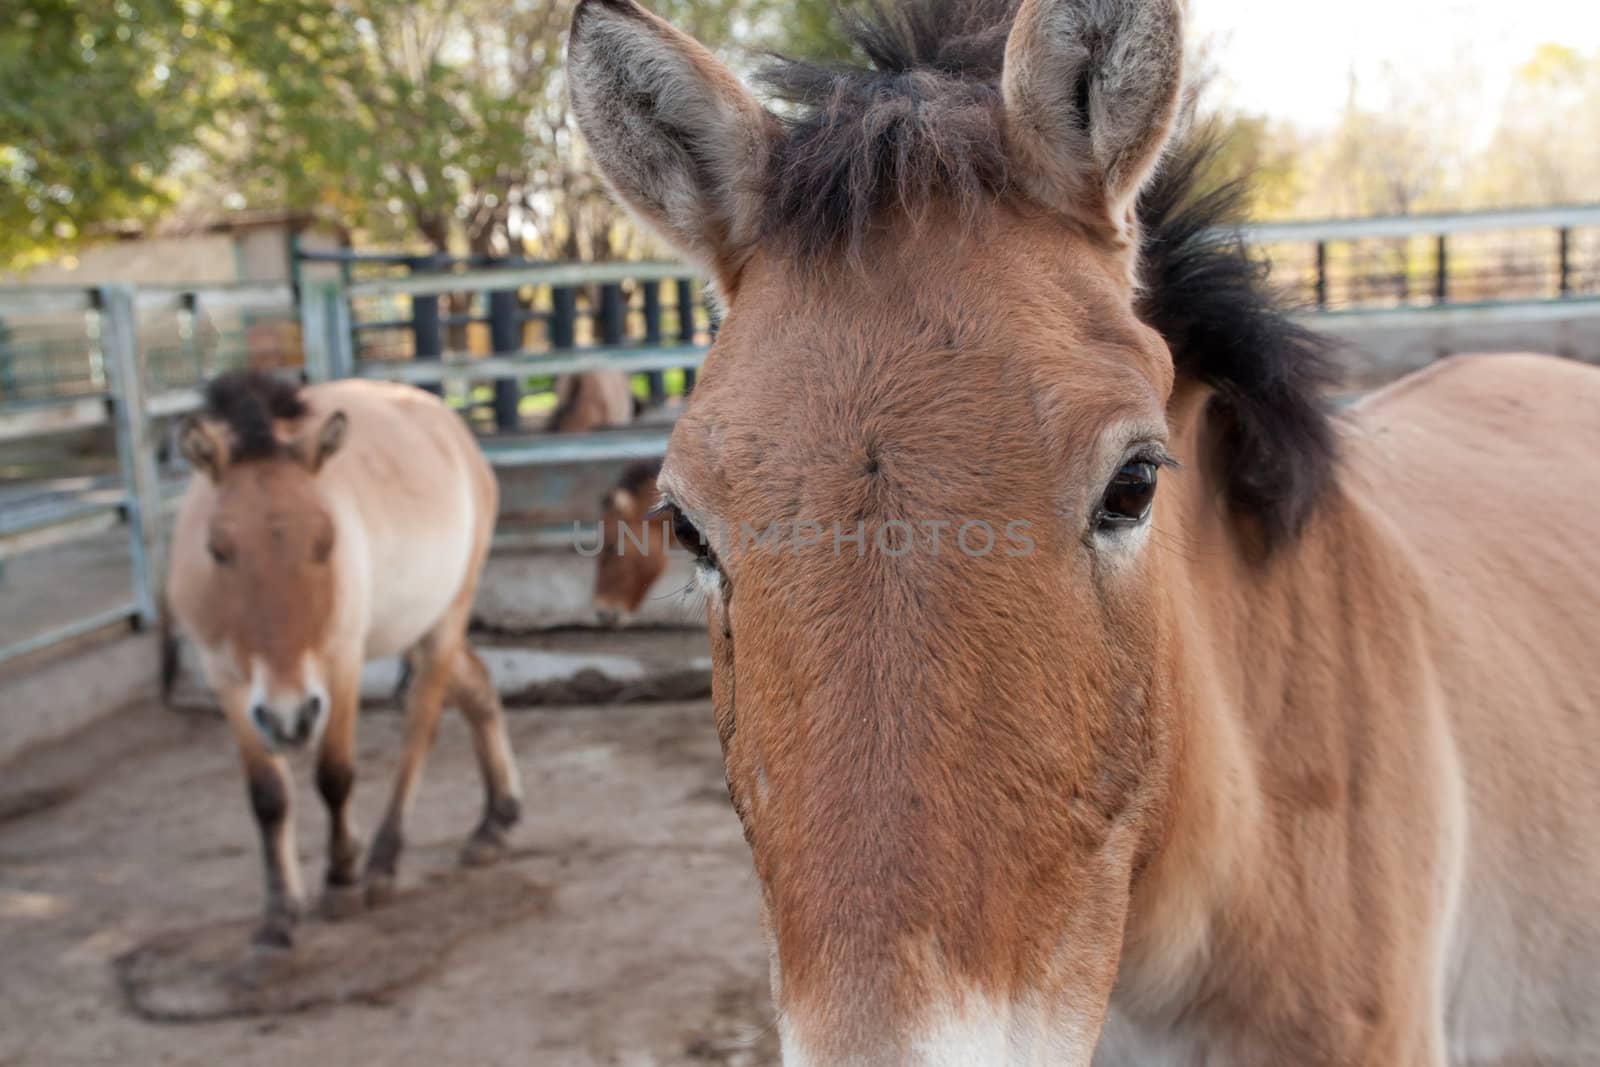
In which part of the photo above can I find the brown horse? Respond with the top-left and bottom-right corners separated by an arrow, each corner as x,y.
569,0 -> 1600,1062
550,370 -> 636,432
166,371 -> 521,947
592,459 -> 671,625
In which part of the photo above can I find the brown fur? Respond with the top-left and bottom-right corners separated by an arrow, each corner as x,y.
167,374 -> 522,946
592,460 -> 673,623
569,0 -> 1600,1062
550,370 -> 635,432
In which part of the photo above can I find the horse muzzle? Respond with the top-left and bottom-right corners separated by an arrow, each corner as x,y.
250,693 -> 326,751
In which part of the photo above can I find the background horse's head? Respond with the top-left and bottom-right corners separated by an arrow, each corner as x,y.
592,460 -> 670,625
175,371 -> 348,751
570,0 -> 1333,1061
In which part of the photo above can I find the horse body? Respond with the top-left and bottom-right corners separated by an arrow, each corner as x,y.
1365,355 -> 1600,1062
168,373 -> 521,946
551,370 -> 635,432
1093,353 -> 1600,1065
305,382 -> 483,659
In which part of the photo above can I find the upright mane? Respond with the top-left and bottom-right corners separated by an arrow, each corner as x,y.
759,0 -> 1018,258
759,0 -> 1339,548
201,368 -> 308,461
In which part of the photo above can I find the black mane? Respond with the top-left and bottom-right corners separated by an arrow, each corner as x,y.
1136,136 -> 1341,549
759,0 -> 1017,258
202,369 -> 307,461
760,0 -> 1339,549
615,459 -> 663,496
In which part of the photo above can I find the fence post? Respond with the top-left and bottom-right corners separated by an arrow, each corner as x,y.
180,291 -> 203,386
676,277 -> 698,393
550,285 -> 577,350
1559,227 -> 1573,297
598,282 -> 632,408
408,255 -> 444,396
1313,241 -> 1328,310
1434,235 -> 1449,305
300,280 -> 331,382
641,280 -> 666,405
488,267 -> 523,432
298,279 -> 355,382
99,285 -> 162,629
326,281 -> 355,379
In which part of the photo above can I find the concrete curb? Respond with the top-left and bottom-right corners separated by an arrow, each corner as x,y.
164,632 -> 713,713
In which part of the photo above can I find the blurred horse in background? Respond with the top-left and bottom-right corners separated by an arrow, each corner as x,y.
166,371 -> 522,947
591,459 -> 672,625
549,371 -> 637,432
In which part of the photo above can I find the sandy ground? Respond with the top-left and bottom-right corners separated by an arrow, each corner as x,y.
0,699 -> 777,1066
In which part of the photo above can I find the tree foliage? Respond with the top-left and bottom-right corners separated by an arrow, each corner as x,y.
3,2 -> 1596,272
0,0 -> 220,269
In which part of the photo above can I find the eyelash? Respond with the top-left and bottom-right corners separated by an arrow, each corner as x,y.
651,500 -> 720,571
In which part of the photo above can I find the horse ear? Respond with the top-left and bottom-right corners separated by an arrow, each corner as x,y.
178,416 -> 229,482
292,410 -> 348,474
1002,0 -> 1183,259
567,0 -> 775,292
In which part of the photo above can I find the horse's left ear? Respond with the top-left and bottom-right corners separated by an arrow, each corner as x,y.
178,416 -> 229,482
292,410 -> 348,474
1001,0 -> 1184,260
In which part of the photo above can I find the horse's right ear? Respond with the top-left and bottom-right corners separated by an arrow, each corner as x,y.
178,416 -> 229,482
566,0 -> 775,294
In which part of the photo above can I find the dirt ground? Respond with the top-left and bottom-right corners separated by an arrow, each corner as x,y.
0,699 -> 777,1066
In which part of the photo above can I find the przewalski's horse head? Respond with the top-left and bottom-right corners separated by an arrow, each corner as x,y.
592,459 -> 671,626
173,371 -> 349,751
570,0 -> 1338,1061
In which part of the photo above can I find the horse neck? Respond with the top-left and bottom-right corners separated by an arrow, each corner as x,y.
1120,380 -> 1405,1011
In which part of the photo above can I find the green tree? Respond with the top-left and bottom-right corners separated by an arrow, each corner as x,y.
208,0 -> 836,260
0,0 -> 219,270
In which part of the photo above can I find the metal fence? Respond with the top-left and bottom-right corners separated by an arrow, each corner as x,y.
5,204 -> 1600,666
300,256 -> 712,435
0,263 -> 712,666
1247,204 -> 1600,316
0,285 -> 291,664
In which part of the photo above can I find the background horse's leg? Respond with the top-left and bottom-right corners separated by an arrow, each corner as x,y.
315,657 -> 364,917
452,645 -> 523,866
362,634 -> 455,907
228,706 -> 304,947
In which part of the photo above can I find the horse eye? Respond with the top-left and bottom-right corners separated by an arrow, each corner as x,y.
669,505 -> 713,563
208,542 -> 232,566
1096,461 -> 1158,530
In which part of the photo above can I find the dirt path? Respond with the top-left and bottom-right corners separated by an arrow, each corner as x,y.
0,700 -> 776,1066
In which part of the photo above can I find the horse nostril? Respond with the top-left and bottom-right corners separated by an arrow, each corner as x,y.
294,696 -> 324,742
250,704 -> 274,736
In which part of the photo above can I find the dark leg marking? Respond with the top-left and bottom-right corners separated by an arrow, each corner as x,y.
315,756 -> 361,887
247,765 -> 300,948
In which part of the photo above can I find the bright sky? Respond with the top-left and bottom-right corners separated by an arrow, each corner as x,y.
1190,0 -> 1600,130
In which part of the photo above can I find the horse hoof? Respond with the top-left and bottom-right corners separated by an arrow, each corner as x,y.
460,834 -> 506,868
364,872 -> 396,909
320,884 -> 366,921
251,918 -> 296,950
